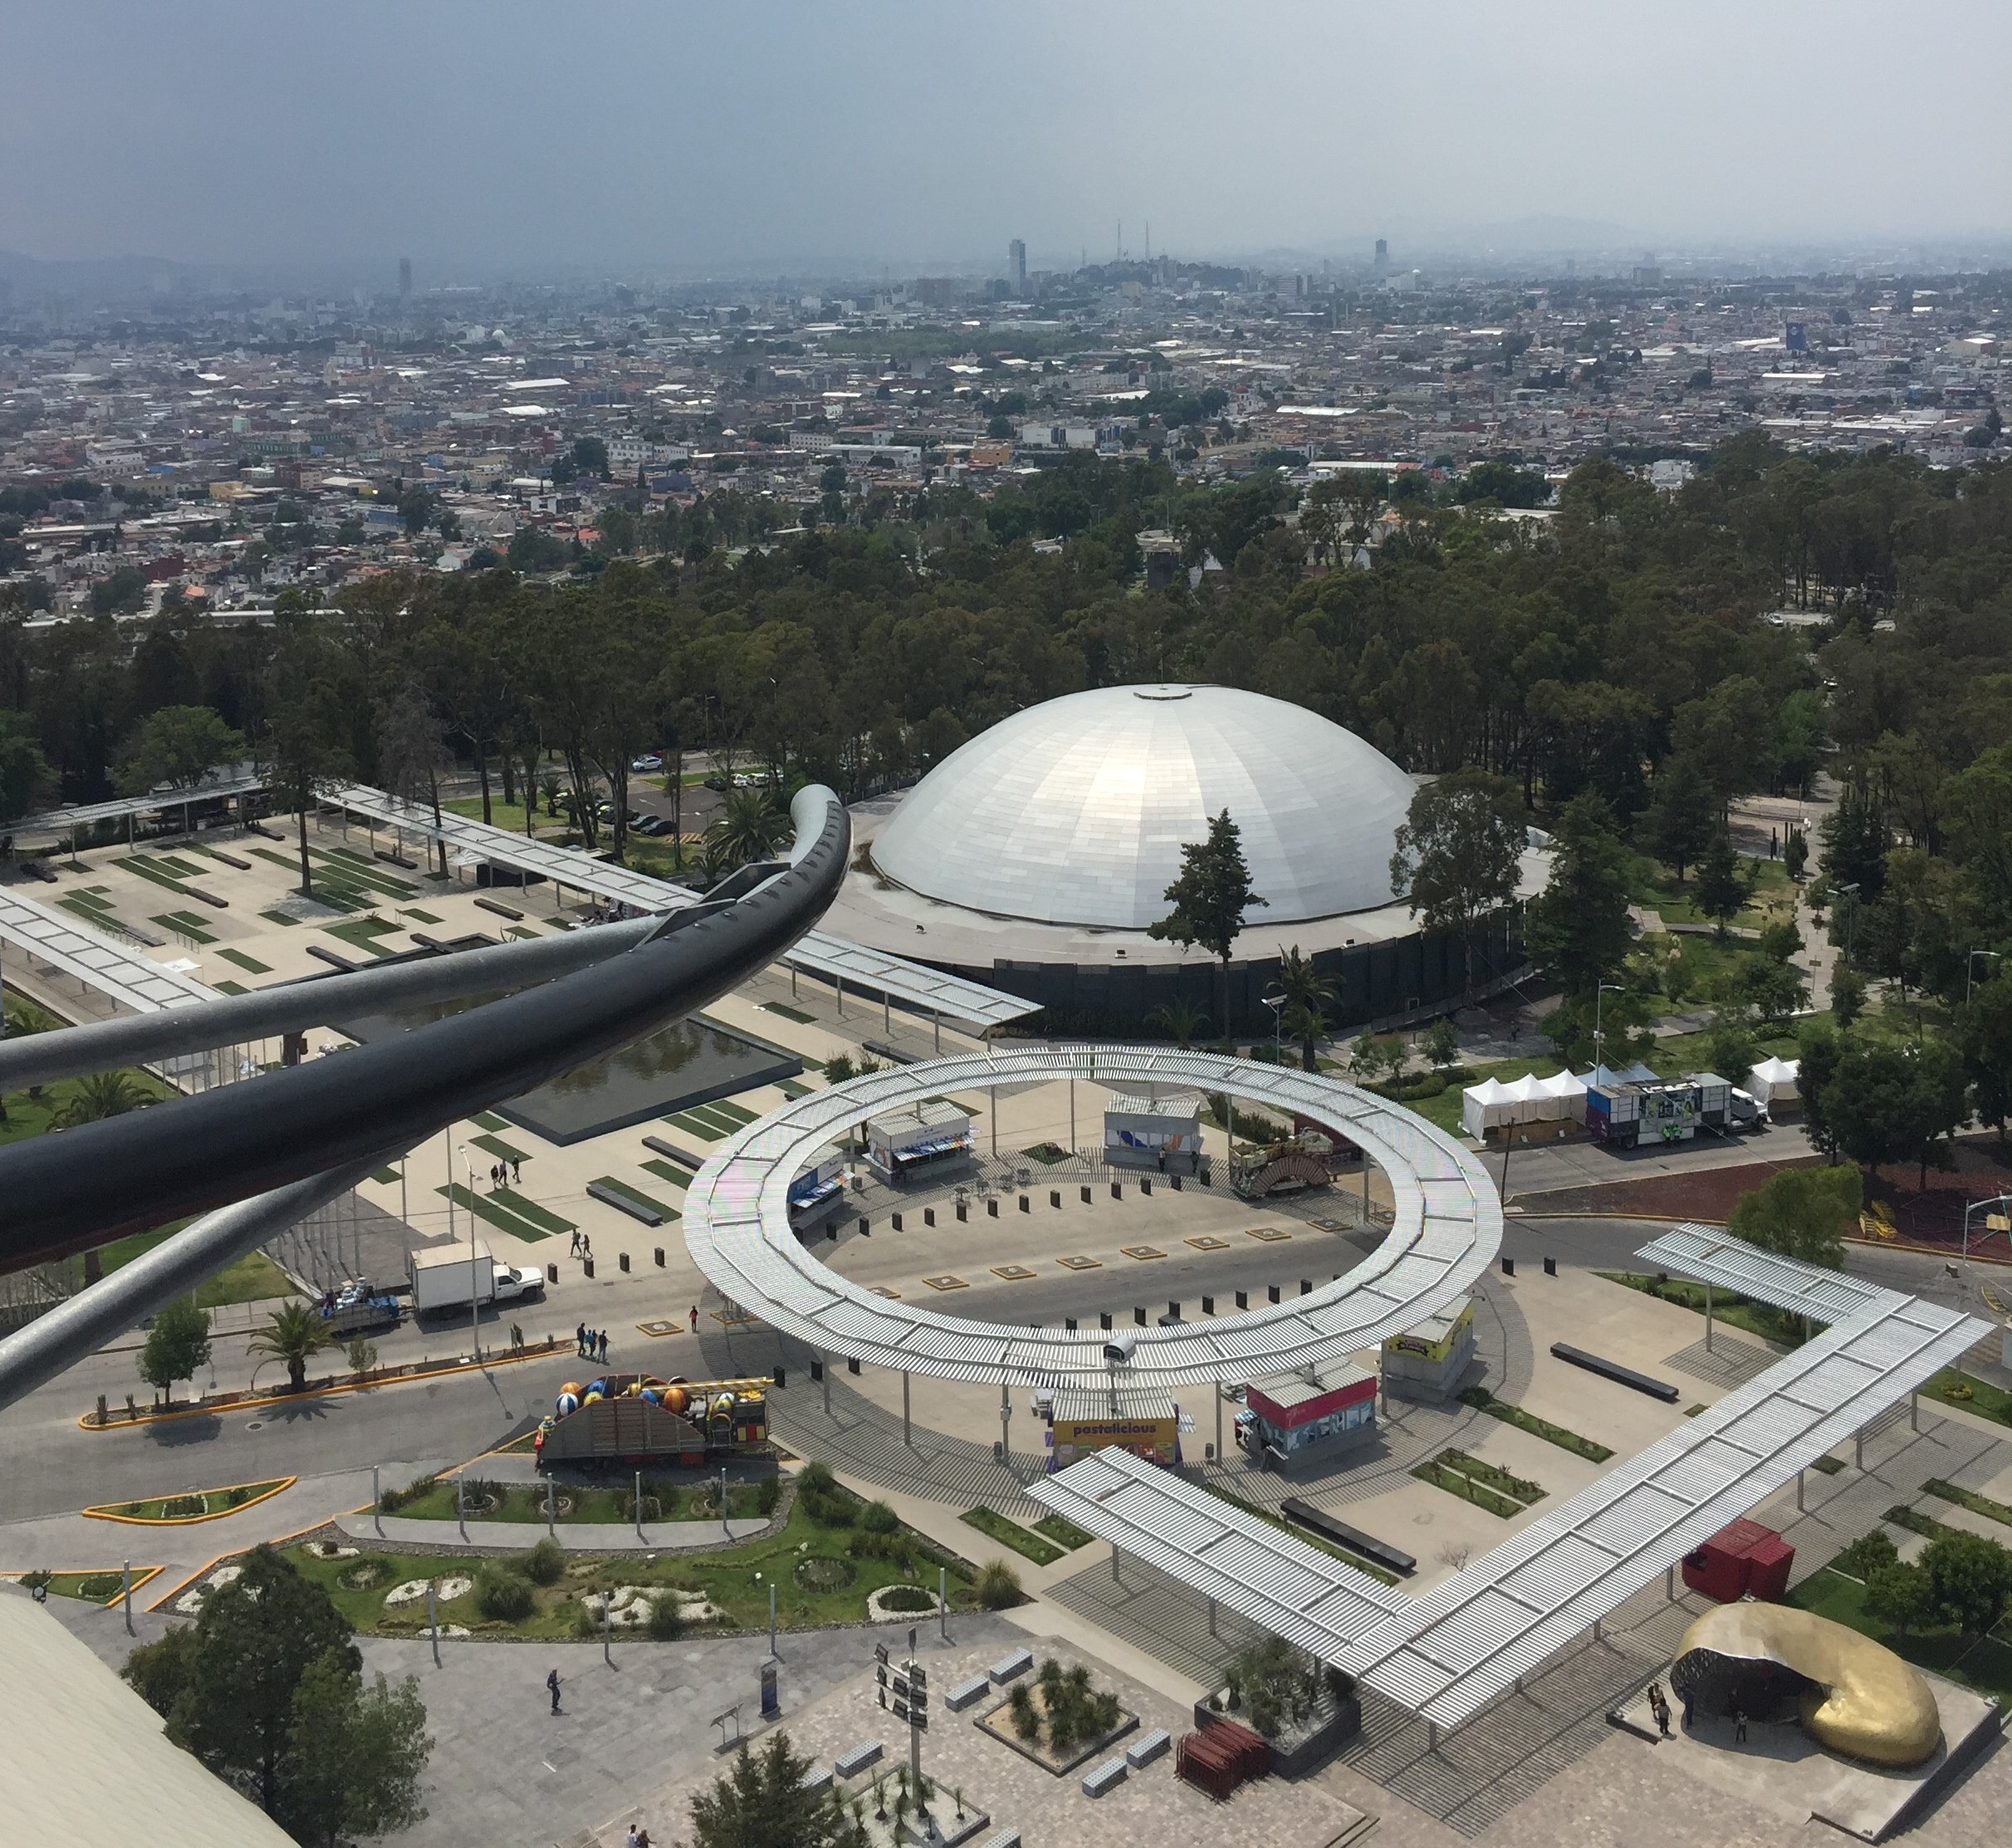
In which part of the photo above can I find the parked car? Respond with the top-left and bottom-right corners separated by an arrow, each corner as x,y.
630,753 -> 663,772
634,815 -> 671,836
702,774 -> 728,792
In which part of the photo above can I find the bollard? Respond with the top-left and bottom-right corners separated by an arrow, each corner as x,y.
987,1198 -> 999,1218
1267,1284 -> 1280,1304
619,1251 -> 630,1272
1301,1278 -> 1313,1296
1080,1184 -> 1092,1204
1202,1295 -> 1215,1316
1171,1174 -> 1182,1191
1099,1311 -> 1113,1331
654,1247 -> 665,1267
1110,1181 -> 1123,1200
858,1214 -> 870,1238
1140,1178 -> 1153,1197
546,1262 -> 558,1284
1500,1256 -> 1514,1277
956,1201 -> 968,1222
1050,1189 -> 1060,1208
1066,1317 -> 1077,1331
1168,1301 -> 1180,1321
1543,1256 -> 1556,1277
775,1366 -> 786,1389
583,1257 -> 595,1278
891,1212 -> 903,1232
1019,1194 -> 1030,1213
848,1356 -> 861,1375
1133,1306 -> 1147,1326
1235,1289 -> 1248,1311
924,1208 -> 935,1227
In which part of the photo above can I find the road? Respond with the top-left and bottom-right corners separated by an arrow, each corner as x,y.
6,1201 -> 2005,1527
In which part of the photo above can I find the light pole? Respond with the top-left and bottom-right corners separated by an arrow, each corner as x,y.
1966,949 -> 2004,1004
1833,883 -> 1861,966
1592,983 -> 1625,1076
457,1142 -> 482,1363
1261,990 -> 1287,1066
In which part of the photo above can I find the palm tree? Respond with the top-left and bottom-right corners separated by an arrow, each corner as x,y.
251,1301 -> 329,1393
51,1069 -> 152,1129
1274,946 -> 1339,1071
1145,997 -> 1211,1049
702,787 -> 787,873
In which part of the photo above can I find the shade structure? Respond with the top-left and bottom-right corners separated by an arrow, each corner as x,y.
1535,1069 -> 1588,1120
869,683 -> 1420,929
1461,1076 -> 1513,1139
1747,1055 -> 1800,1104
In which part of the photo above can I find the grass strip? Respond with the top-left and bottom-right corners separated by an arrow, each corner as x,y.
1922,1369 -> 2012,1427
213,979 -> 247,996
1885,1503 -> 1951,1540
1032,1513 -> 1094,1551
493,1188 -> 575,1236
1458,1387 -> 1613,1461
1810,1453 -> 1846,1474
707,1099 -> 759,1126
260,909 -> 301,927
1412,1460 -> 1527,1519
1599,1270 -> 1807,1346
962,1505 -> 1064,1566
404,908 -> 443,925
471,1131 -> 529,1164
472,1111 -> 510,1131
151,913 -> 215,944
765,1002 -> 815,1024
215,947 -> 271,973
120,859 -> 195,896
776,1079 -> 811,1099
1923,1479 -> 2012,1531
642,1159 -> 693,1189
664,1111 -> 730,1141
435,1184 -> 553,1243
370,1166 -> 402,1186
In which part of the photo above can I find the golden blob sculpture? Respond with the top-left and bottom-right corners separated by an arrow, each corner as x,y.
1672,1603 -> 1942,1768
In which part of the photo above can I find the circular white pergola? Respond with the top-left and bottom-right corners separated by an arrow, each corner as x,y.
683,1047 -> 1500,1390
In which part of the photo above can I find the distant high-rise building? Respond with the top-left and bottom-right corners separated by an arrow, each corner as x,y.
398,257 -> 411,296
1373,238 -> 1388,276
1010,238 -> 1027,294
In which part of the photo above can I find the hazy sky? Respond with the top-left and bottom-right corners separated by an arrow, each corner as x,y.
4,1 -> 2009,278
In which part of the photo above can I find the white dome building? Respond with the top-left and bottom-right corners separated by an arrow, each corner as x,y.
871,684 -> 1418,929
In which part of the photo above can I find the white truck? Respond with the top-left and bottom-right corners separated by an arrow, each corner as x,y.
407,1242 -> 544,1316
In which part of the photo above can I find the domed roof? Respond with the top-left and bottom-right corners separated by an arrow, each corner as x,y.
870,684 -> 1418,929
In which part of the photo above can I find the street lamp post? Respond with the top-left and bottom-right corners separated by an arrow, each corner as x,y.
1833,883 -> 1861,966
457,1142 -> 482,1363
1966,949 -> 2004,1004
1261,990 -> 1287,1066
1592,983 -> 1625,1076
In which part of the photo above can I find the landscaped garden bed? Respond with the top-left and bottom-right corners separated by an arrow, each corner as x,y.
380,1471 -> 779,1525
1197,1636 -> 1360,1776
86,1477 -> 292,1523
961,1505 -> 1064,1565
977,1654 -> 1136,1774
1457,1387 -> 1613,1461
1411,1448 -> 1545,1518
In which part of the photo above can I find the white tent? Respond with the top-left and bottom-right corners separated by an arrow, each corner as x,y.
1496,1071 -> 1549,1124
1746,1055 -> 1800,1105
1578,1061 -> 1659,1091
1535,1068 -> 1589,1121
1461,1076 -> 1513,1140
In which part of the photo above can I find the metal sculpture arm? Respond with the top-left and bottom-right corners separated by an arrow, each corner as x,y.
0,786 -> 849,1272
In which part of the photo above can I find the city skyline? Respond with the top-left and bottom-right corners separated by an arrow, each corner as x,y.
2,1 -> 2008,282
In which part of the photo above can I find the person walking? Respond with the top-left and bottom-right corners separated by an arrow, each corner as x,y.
689,1304 -> 699,1335
581,1233 -> 593,1261
1733,1701 -> 1747,1743
575,1321 -> 587,1357
1648,1684 -> 1669,1738
546,1666 -> 562,1714
569,1229 -> 582,1258
1680,1682 -> 1695,1729
512,1157 -> 522,1186
599,1329 -> 610,1364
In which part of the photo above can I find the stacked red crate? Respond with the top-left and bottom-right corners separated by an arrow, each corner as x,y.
1176,1721 -> 1271,1800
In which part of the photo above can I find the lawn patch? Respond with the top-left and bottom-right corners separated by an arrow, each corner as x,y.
962,1506 -> 1064,1566
764,1002 -> 815,1025
215,947 -> 271,973
1457,1387 -> 1613,1461
1924,1479 -> 2012,1531
436,1184 -> 555,1242
1032,1513 -> 1094,1551
1412,1448 -> 1545,1518
260,909 -> 301,927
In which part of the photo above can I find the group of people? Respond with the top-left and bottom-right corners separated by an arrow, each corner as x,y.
575,1323 -> 610,1362
1646,1679 -> 1720,1738
487,1157 -> 521,1189
567,1229 -> 594,1260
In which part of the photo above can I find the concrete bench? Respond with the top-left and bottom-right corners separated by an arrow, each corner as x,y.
945,1674 -> 991,1713
989,1647 -> 1034,1685
1125,1728 -> 1171,1768
1081,1756 -> 1128,1797
800,1765 -> 834,1797
834,1740 -> 883,1779
587,1180 -> 663,1225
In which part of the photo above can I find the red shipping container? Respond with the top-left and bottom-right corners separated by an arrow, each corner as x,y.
1681,1518 -> 1794,1604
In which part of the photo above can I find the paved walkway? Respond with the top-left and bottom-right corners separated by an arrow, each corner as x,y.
335,1510 -> 772,1551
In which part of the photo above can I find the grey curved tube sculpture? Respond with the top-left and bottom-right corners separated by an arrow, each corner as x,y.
0,911 -> 669,1096
0,785 -> 848,1272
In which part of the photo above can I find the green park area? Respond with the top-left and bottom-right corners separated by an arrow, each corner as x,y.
384,1472 -> 776,1525
1789,1522 -> 2012,1709
291,1465 -> 1014,1639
